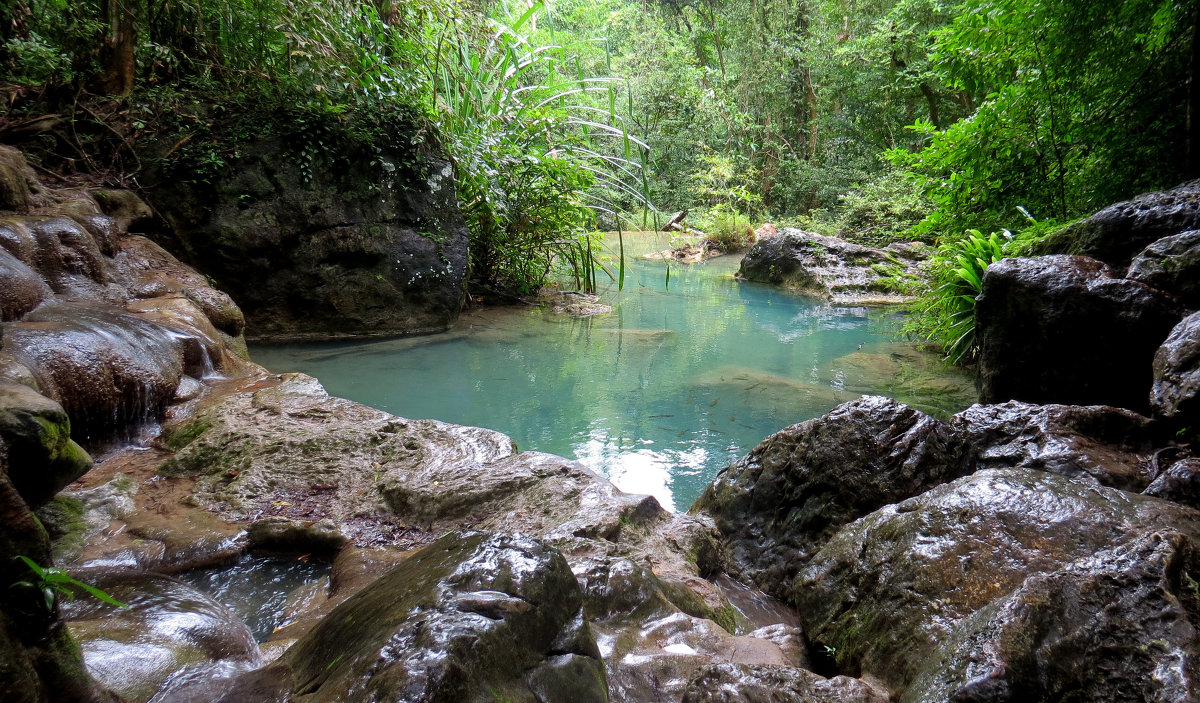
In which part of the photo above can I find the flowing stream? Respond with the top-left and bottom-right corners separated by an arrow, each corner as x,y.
251,232 -> 975,512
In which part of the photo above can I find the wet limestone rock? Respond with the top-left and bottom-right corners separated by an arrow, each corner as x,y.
62,570 -> 261,703
1046,178 -> 1200,268
0,382 -> 91,508
681,664 -> 889,703
736,229 -> 927,304
975,255 -> 1182,411
1127,230 -> 1200,309
952,401 -> 1155,491
0,441 -> 111,703
145,130 -> 469,341
1152,311 -> 1200,432
254,531 -> 606,703
792,469 -> 1200,697
1145,458 -> 1200,509
692,396 -> 974,598
903,531 -> 1200,703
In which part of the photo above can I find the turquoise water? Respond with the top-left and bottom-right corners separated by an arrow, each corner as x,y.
250,233 -> 975,512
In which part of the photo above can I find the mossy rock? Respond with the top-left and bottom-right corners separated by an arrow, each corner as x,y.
0,382 -> 92,508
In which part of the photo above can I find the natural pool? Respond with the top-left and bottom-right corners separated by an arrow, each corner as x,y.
251,232 -> 975,512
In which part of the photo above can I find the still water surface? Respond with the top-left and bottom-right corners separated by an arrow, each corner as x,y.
251,233 -> 975,512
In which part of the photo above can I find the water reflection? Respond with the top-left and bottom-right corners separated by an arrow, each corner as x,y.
251,232 -> 976,512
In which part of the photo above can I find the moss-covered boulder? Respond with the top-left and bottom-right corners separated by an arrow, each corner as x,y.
243,531 -> 606,703
143,115 -> 469,341
0,382 -> 91,508
692,396 -> 974,598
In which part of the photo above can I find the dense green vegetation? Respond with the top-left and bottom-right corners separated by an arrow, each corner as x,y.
3,0 -> 1198,352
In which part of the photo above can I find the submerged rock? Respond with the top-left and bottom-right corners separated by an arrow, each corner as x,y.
903,531 -> 1200,703
975,255 -> 1181,411
1152,311 -> 1200,431
737,229 -> 926,304
692,396 -> 974,598
239,531 -> 606,703
792,469 -> 1200,696
63,570 -> 261,703
952,401 -> 1155,491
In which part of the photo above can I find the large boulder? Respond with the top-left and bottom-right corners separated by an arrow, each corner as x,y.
1151,311 -> 1200,431
975,255 -> 1182,411
62,570 -> 261,703
952,401 -> 1155,491
0,382 -> 91,508
736,229 -> 926,304
1046,179 -> 1200,268
1127,230 -> 1200,309
903,531 -> 1200,703
145,128 -> 469,341
792,469 -> 1200,697
234,531 -> 606,703
692,396 -> 974,598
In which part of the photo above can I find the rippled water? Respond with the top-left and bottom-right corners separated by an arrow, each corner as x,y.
251,232 -> 975,512
177,555 -> 330,642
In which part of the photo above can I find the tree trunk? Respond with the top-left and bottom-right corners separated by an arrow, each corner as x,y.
98,0 -> 138,95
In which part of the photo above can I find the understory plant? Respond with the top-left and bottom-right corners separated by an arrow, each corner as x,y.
904,229 -> 1009,364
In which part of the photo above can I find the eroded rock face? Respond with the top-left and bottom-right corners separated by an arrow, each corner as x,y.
692,396 -> 973,598
62,570 -> 261,703
146,133 -> 469,341
792,469 -> 1200,696
1127,230 -> 1200,309
952,401 -> 1154,491
1051,179 -> 1200,269
975,255 -> 1182,411
1152,311 -> 1200,430
736,229 -> 926,304
903,531 -> 1200,703
262,531 -> 606,703
1145,458 -> 1200,509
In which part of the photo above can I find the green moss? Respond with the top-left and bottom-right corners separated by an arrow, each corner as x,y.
160,417 -> 214,451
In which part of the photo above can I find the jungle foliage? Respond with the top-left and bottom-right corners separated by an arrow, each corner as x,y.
2,0 -> 1199,334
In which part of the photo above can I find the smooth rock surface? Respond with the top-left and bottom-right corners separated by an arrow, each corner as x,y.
266,531 -> 606,703
792,469 -> 1200,696
692,396 -> 973,598
736,229 -> 926,304
1127,230 -> 1200,309
975,255 -> 1182,411
1152,311 -> 1200,430
63,570 -> 261,703
952,401 -> 1154,491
